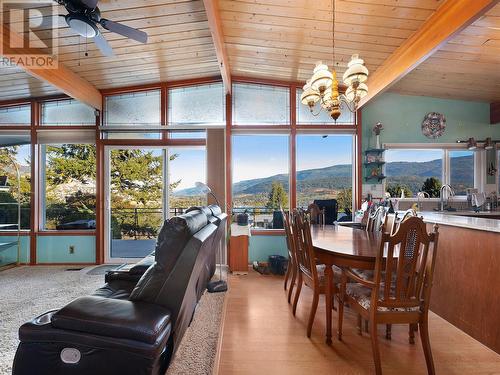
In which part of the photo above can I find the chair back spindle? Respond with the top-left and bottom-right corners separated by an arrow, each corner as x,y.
291,210 -> 319,284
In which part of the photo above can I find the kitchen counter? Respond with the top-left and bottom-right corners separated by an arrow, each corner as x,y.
418,211 -> 500,233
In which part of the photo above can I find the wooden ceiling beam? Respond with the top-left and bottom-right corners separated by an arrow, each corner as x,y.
1,24 -> 102,110
202,0 -> 231,94
359,0 -> 499,108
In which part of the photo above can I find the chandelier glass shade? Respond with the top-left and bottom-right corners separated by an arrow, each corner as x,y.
300,0 -> 369,122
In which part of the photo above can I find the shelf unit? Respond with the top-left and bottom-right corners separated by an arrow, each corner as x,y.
364,148 -> 386,182
0,156 -> 21,271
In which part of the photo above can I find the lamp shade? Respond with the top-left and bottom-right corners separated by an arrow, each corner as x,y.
310,61 -> 333,93
345,83 -> 368,102
343,54 -> 369,86
300,81 -> 320,106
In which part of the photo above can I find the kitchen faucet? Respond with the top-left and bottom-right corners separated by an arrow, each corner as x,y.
439,184 -> 455,211
417,191 -> 430,211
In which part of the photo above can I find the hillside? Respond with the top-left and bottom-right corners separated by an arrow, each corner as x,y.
174,155 -> 473,197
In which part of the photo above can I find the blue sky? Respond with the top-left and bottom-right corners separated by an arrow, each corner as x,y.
232,135 -> 353,183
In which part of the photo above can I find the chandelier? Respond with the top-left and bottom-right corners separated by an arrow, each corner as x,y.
300,0 -> 369,121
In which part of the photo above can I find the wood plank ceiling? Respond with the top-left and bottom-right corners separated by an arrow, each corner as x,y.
390,4 -> 500,102
218,0 -> 445,83
0,0 -> 499,103
0,0 -> 222,100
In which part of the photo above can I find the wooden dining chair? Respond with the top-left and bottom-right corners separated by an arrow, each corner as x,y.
337,216 -> 440,375
282,208 -> 297,304
366,206 -> 386,232
291,209 -> 336,338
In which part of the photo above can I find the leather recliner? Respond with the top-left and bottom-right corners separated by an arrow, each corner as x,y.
13,206 -> 226,375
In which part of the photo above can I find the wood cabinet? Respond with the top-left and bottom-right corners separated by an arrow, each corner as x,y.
427,224 -> 500,354
229,235 -> 249,274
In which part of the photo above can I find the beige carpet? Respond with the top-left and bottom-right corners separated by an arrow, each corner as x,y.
0,265 -> 226,375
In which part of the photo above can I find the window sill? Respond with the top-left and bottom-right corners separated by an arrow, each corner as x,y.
251,229 -> 285,236
37,230 -> 96,236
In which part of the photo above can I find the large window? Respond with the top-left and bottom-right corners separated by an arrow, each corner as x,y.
296,135 -> 353,212
168,83 -> 224,126
0,104 -> 31,125
105,90 -> 161,126
107,146 -> 207,259
42,144 -> 96,230
232,83 -> 289,125
104,90 -> 162,139
449,150 -> 474,195
168,147 -> 207,217
385,149 -> 443,197
41,99 -> 95,125
0,139 -> 31,230
109,148 -> 163,258
384,148 -> 475,197
232,135 -> 289,229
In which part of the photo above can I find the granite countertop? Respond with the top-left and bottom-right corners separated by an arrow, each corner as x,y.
419,211 -> 500,233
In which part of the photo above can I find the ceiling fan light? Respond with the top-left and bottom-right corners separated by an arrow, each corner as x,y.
66,15 -> 98,38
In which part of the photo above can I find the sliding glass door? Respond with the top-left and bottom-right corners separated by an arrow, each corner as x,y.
104,146 -> 206,262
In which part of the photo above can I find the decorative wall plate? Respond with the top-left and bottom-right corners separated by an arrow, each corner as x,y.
421,112 -> 446,139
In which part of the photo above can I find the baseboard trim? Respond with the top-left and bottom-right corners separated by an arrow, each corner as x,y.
212,269 -> 229,375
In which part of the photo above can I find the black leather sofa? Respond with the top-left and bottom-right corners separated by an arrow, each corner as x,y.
13,205 -> 227,375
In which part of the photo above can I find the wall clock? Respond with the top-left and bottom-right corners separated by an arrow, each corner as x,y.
421,112 -> 446,139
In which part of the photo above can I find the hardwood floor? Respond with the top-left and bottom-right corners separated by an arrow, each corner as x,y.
217,269 -> 500,375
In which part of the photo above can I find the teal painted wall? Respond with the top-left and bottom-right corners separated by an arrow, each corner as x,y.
249,235 -> 287,263
36,235 -> 96,263
362,93 -> 500,183
0,235 -> 30,264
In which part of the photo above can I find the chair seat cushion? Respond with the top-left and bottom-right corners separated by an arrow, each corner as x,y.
316,264 -> 343,284
346,283 -> 420,312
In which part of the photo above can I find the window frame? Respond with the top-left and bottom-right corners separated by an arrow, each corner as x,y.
383,143 -> 478,198
39,143 -> 97,232
229,79 -> 359,233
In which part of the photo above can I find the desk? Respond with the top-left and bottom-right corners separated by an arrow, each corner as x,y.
311,225 -> 381,344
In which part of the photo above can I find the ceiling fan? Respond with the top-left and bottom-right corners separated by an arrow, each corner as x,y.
55,0 -> 148,57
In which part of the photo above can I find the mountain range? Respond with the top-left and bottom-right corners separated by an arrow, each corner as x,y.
174,155 -> 473,196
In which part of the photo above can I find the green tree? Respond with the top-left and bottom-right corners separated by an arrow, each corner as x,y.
421,177 -> 442,198
386,184 -> 412,198
266,181 -> 288,209
336,188 -> 352,212
0,146 -> 31,229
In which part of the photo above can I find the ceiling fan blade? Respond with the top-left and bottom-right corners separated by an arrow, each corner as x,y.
80,0 -> 98,9
93,32 -> 114,57
99,18 -> 148,43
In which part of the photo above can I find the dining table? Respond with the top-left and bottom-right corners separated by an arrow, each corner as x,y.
311,224 -> 382,345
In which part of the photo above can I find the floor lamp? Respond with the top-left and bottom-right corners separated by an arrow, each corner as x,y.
195,182 -> 228,293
